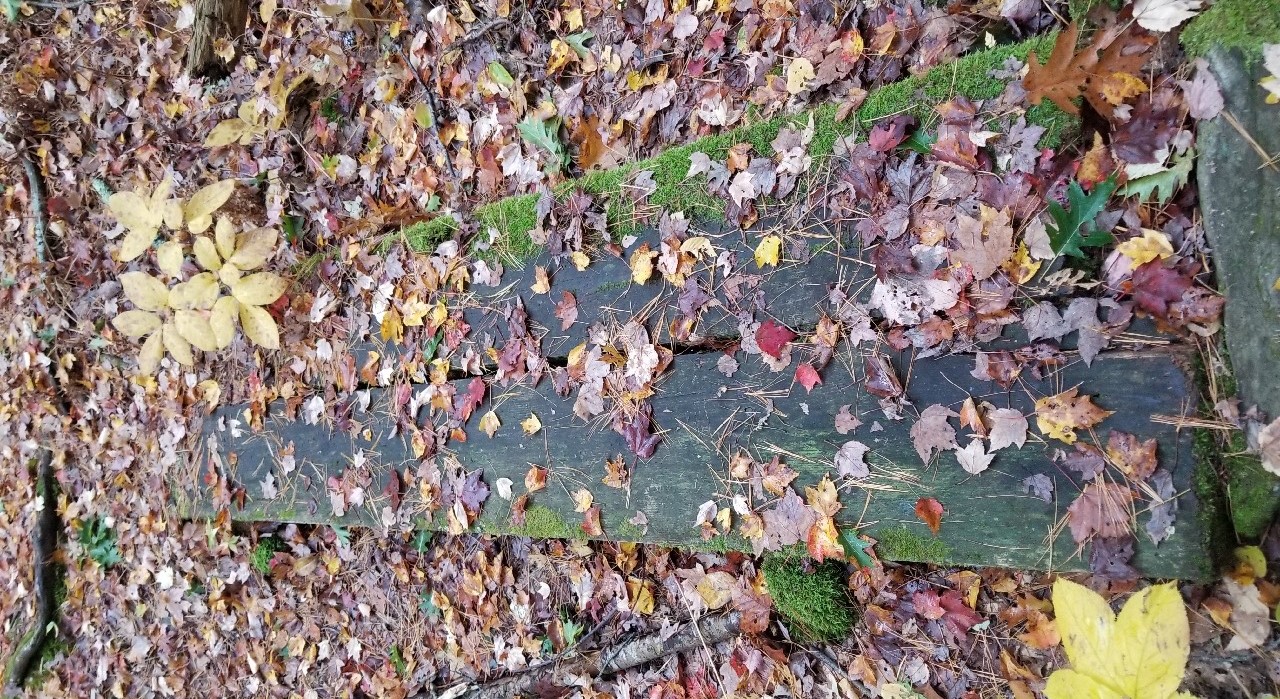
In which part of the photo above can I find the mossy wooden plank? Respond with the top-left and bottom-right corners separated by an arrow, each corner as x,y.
182,347 -> 1213,579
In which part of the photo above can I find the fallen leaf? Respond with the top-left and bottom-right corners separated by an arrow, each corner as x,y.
581,505 -> 603,536
795,363 -> 821,393
956,439 -> 995,475
755,319 -> 796,358
1116,229 -> 1174,266
531,266 -> 551,294
1066,482 -> 1133,543
835,440 -> 870,479
754,234 -> 782,267
1132,0 -> 1203,32
1106,430 -> 1158,480
1035,387 -> 1113,444
524,465 -> 547,492
521,413 -> 543,436
785,57 -> 815,94
988,408 -> 1029,451
911,404 -> 959,464
630,244 -> 658,284
479,411 -> 500,437
915,497 -> 944,535
572,488 -> 593,513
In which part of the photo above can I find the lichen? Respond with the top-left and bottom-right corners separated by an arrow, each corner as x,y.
875,525 -> 952,564
762,552 -> 855,642
1181,0 -> 1280,64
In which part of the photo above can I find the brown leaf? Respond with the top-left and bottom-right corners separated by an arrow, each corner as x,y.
915,497 -> 944,535
949,206 -> 1015,281
555,291 -> 579,330
1106,430 -> 1158,481
1066,482 -> 1133,543
911,404 -> 958,464
865,353 -> 903,398
581,505 -> 604,537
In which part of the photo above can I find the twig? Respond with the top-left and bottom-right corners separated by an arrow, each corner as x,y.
2,449 -> 58,697
1221,110 -> 1280,174
21,154 -> 48,264
395,44 -> 457,178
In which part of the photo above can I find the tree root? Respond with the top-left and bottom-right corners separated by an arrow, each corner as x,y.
435,612 -> 742,699
2,449 -> 59,697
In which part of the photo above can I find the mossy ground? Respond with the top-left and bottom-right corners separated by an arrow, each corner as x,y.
251,537 -> 286,576
1181,0 -> 1280,64
504,505 -> 578,539
400,35 -> 1074,261
762,552 -> 855,642
875,526 -> 952,564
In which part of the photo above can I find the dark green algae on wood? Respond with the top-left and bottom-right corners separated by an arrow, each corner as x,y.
183,346 -> 1216,580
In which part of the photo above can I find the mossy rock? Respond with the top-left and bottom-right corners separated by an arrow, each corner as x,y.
875,526 -> 952,565
762,553 -> 856,642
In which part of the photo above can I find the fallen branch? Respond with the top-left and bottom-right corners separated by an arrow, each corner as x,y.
2,449 -> 59,697
21,154 -> 47,264
438,612 -> 742,699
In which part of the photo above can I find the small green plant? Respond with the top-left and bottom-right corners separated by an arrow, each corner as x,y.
411,529 -> 433,554
560,609 -> 585,647
762,552 -> 855,642
517,116 -> 570,173
250,537 -> 285,576
1046,175 -> 1118,259
319,94 -> 344,124
388,645 -> 406,676
76,516 -> 121,568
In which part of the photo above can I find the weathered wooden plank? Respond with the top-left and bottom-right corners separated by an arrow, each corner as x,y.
1198,49 -> 1280,420
179,346 -> 1214,579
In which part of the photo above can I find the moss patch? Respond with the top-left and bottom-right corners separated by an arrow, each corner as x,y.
250,537 -> 285,576
875,526 -> 952,564
1181,0 -> 1280,64
762,552 -> 856,642
507,505 -> 578,539
404,35 -> 1075,258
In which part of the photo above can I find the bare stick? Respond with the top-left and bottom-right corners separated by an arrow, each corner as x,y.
21,154 -> 47,264
2,450 -> 58,697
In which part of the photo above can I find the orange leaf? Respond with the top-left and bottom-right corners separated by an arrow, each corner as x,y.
914,497 -> 944,535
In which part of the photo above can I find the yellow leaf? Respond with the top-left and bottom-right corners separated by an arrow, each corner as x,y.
401,296 -> 431,327
162,323 -> 195,366
138,331 -> 164,375
1034,387 -> 1113,444
112,309 -> 162,338
117,227 -> 158,263
108,191 -> 162,255
228,227 -> 278,270
696,570 -> 736,610
230,272 -> 288,306
239,304 -> 280,349
156,241 -> 185,277
184,180 -> 235,232
119,272 -> 169,311
754,235 -> 782,268
193,236 -> 223,272
198,379 -> 222,408
381,306 -> 404,342
531,265 -> 551,294
1005,242 -> 1042,284
630,244 -> 657,284
205,119 -> 251,148
786,57 -> 815,95
521,413 -> 542,435
479,410 -> 500,437
260,0 -> 276,22
1231,545 -> 1267,583
215,217 -> 238,261
627,577 -> 655,615
211,296 -> 240,348
174,309 -> 219,352
547,39 -> 576,73
572,488 -> 593,512
680,236 -> 715,260
1047,579 -> 1190,699
169,272 -> 220,310
570,250 -> 591,271
1115,229 -> 1174,266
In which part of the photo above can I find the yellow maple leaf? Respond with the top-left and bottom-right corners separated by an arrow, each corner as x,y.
754,235 -> 782,268
786,57 -> 815,95
570,251 -> 591,271
1046,579 -> 1195,699
478,411 -> 500,438
1116,230 -> 1174,266
630,244 -> 657,284
627,577 -> 655,615
1034,387 -> 1113,444
521,413 -> 542,435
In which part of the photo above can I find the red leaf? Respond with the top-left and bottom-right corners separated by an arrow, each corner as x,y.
914,497 -> 944,535
756,319 -> 796,358
869,115 -> 916,152
795,363 -> 822,393
1131,259 -> 1192,317
454,377 -> 486,422
581,505 -> 603,537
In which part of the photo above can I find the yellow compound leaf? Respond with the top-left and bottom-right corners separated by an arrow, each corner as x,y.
211,296 -> 239,348
138,331 -> 165,375
169,272 -> 220,310
1034,387 -> 1113,444
1047,579 -> 1191,699
174,309 -> 219,352
204,119 -> 252,148
754,234 -> 782,268
193,236 -> 223,272
156,240 -> 185,278
239,304 -> 280,349
215,217 -> 238,261
163,323 -> 195,366
119,272 -> 170,311
112,310 -> 161,339
184,179 -> 236,233
228,227 -> 278,270
230,272 -> 287,307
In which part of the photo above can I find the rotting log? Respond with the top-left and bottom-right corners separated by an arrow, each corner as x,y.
180,343 -> 1214,579
185,0 -> 249,78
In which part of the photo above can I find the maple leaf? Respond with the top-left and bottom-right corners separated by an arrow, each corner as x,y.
1130,259 -> 1193,317
1133,0 -> 1203,32
835,440 -> 870,479
554,291 -> 578,330
521,413 -> 543,435
950,205 -> 1015,280
581,505 -> 604,537
1045,579 -> 1191,699
805,475 -> 842,518
524,465 -> 547,492
478,411 -> 500,438
1067,482 -> 1133,542
1046,177 -> 1118,259
956,439 -> 995,475
1035,387 -> 1113,444
761,490 -> 816,551
807,515 -> 844,562
795,363 -> 821,393
911,404 -> 958,464
915,497 -> 944,535
755,319 -> 796,358
1106,430 -> 1158,481
988,408 -> 1029,451
754,234 -> 781,267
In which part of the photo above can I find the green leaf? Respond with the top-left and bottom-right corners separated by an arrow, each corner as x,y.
839,529 -> 876,569
1117,149 -> 1194,205
488,61 -> 515,87
517,116 -> 570,172
900,129 -> 936,155
1047,175 -> 1119,259
423,327 -> 444,361
564,30 -> 595,58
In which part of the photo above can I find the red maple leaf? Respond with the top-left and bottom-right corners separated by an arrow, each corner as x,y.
1131,259 -> 1193,317
795,363 -> 822,393
756,319 -> 796,358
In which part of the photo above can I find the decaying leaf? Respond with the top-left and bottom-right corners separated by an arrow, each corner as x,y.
915,496 -> 944,535
1035,387 -> 1113,444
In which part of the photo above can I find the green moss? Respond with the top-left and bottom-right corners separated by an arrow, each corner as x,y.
688,533 -> 751,554
405,35 -> 1075,256
1224,440 -> 1280,540
508,505 -> 578,539
875,525 -> 951,564
250,537 -> 285,576
1182,0 -> 1280,64
402,217 -> 458,252
762,552 -> 855,642
616,521 -> 645,541
1189,350 -> 1255,567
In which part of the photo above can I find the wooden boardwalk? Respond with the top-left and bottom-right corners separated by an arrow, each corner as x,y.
175,212 -> 1217,579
